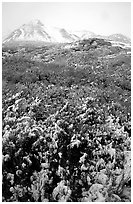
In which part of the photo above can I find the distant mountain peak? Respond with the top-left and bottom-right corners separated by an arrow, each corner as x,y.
3,19 -> 79,44
28,19 -> 44,26
107,33 -> 131,44
2,19 -> 131,45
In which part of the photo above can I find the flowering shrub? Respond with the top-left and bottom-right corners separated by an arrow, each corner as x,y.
2,83 -> 131,202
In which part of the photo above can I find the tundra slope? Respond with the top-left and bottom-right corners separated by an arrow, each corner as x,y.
2,37 -> 131,202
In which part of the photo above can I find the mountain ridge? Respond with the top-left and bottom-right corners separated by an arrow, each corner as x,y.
3,19 -> 131,45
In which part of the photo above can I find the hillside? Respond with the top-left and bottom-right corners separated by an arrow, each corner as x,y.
2,37 -> 131,202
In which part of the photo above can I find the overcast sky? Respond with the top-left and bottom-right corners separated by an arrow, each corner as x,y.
2,2 -> 131,39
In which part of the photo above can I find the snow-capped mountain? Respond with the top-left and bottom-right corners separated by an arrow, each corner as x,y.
3,19 -> 79,44
3,19 -> 131,45
107,34 -> 131,44
3,20 -> 52,43
69,30 -> 97,39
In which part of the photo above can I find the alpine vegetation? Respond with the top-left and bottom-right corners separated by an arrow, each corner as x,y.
2,16 -> 131,202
